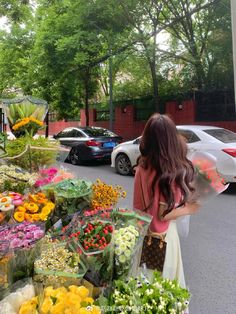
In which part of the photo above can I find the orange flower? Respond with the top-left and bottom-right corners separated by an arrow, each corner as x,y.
14,211 -> 25,222
29,194 -> 38,203
24,213 -> 34,222
0,212 -> 5,223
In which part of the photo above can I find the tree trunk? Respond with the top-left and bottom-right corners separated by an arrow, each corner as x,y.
84,75 -> 89,126
149,60 -> 159,112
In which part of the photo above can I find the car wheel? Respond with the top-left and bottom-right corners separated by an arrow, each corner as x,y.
115,154 -> 132,175
69,147 -> 81,165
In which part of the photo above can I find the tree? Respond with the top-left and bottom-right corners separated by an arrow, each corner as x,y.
158,0 -> 231,90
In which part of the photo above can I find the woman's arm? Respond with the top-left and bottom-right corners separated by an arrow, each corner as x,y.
159,202 -> 200,221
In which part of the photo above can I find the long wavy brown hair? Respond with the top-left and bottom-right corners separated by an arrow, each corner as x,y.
139,113 -> 195,216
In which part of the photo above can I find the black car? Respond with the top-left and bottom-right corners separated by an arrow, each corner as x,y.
53,126 -> 123,164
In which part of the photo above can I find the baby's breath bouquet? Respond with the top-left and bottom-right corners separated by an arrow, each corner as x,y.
99,272 -> 190,314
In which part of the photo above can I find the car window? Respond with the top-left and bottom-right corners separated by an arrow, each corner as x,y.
57,129 -> 74,138
203,128 -> 236,143
72,130 -> 84,137
178,130 -> 200,143
83,127 -> 118,137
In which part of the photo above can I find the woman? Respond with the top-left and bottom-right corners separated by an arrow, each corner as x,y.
133,113 -> 199,288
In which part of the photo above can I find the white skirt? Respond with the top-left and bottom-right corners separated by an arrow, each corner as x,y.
139,221 -> 186,289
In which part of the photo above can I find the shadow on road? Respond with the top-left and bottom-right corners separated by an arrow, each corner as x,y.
223,183 -> 236,195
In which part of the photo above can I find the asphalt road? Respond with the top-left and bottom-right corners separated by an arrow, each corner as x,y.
61,161 -> 236,314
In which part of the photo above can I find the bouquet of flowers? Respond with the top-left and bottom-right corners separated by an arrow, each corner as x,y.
34,166 -> 74,188
91,179 -> 126,210
3,97 -> 48,138
0,278 -> 35,313
0,164 -> 38,194
0,222 -> 45,283
69,219 -> 115,288
41,179 -> 92,223
13,192 -> 55,223
18,285 -> 101,314
99,272 -> 190,314
191,152 -> 229,202
34,238 -> 86,288
0,192 -> 23,224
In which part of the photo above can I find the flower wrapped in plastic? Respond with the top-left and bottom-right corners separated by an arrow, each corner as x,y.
0,164 -> 38,194
68,218 -> 115,288
0,222 -> 45,283
2,96 -> 48,138
18,284 -> 101,314
191,151 -> 229,202
33,238 -> 87,288
34,166 -> 74,188
111,208 -> 152,280
41,179 -> 92,223
0,278 -> 35,313
0,241 -> 14,295
0,192 -> 23,224
12,192 -> 55,224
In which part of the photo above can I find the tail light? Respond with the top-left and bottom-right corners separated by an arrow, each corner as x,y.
86,140 -> 101,147
222,148 -> 236,157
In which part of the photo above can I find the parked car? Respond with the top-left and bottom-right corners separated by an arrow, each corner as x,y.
111,125 -> 236,183
53,126 -> 123,164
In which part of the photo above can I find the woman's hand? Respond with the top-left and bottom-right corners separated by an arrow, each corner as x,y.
185,201 -> 200,215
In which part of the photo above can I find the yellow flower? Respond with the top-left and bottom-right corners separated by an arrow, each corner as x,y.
84,297 -> 94,305
41,297 -> 53,314
32,213 -> 41,221
69,285 -> 89,299
17,205 -> 26,212
25,202 -> 39,213
19,297 -> 38,314
66,292 -> 81,306
14,211 -> 25,222
50,301 -> 65,314
44,286 -> 54,296
39,212 -> 48,221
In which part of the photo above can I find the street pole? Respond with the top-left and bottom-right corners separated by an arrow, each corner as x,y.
231,0 -> 236,108
109,51 -> 113,131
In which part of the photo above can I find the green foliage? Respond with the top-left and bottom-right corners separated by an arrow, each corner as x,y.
5,136 -> 59,171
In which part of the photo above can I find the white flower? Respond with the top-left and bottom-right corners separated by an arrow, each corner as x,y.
124,249 -> 131,257
146,288 -> 154,296
119,254 -> 127,263
115,247 -> 122,255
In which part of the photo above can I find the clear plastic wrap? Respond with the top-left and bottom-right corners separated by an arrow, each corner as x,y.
191,151 -> 229,203
33,240 -> 87,288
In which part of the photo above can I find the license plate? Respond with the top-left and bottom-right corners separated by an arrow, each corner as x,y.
103,141 -> 116,148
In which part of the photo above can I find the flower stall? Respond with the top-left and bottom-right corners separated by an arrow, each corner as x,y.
0,99 -> 192,313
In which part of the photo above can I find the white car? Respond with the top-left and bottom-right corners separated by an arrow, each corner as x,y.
111,125 -> 236,183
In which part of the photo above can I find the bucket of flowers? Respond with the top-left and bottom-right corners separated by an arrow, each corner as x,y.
33,237 -> 87,288
12,192 -> 55,226
69,218 -> 115,288
0,192 -> 23,224
40,179 -> 92,224
0,221 -> 45,283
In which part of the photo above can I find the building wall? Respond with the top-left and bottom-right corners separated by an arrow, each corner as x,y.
79,100 -> 236,140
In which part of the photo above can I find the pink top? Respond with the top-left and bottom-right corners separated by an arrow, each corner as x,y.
133,166 -> 182,233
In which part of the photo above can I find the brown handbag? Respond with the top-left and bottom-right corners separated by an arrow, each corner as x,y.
139,171 -> 167,271
140,232 -> 167,271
